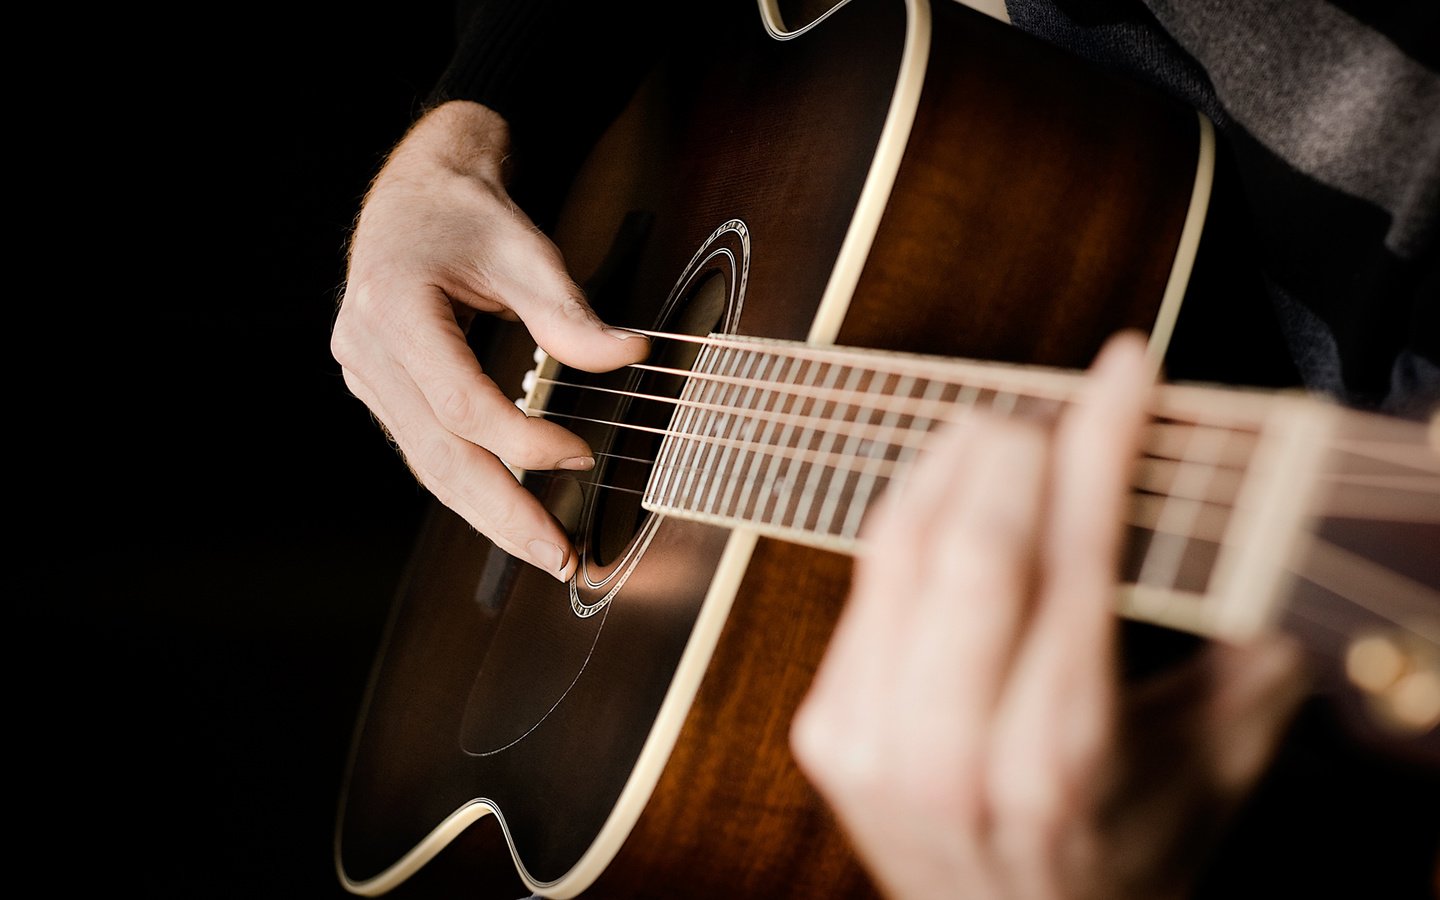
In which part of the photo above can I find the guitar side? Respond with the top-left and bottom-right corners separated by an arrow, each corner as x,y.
334,1 -> 1210,897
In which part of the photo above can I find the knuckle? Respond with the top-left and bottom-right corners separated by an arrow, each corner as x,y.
433,381 -> 479,434
329,328 -> 366,375
428,384 -> 559,471
409,432 -> 463,487
498,416 -> 584,470
790,697 -> 843,776
546,287 -> 599,330
943,540 -> 1028,601
890,724 -> 986,825
986,755 -> 1064,840
469,480 -> 536,551
790,697 -> 879,796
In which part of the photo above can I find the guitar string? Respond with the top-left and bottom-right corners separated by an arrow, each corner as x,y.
529,326 -> 1440,506
536,431 -> 1431,611
605,328 -> 1437,456
538,328 -> 1439,476
516,474 -> 1440,656
517,335 -> 1439,647
528,378 -> 1440,513
532,371 -> 1265,485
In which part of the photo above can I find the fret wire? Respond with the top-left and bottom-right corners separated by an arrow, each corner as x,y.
721,352 -> 789,520
991,389 -> 1018,416
702,346 -> 765,516
1148,422 -> 1258,466
748,351 -> 806,527
1134,458 -> 1244,505
810,362 -> 872,534
835,367 -> 901,532
830,368 -> 894,537
760,357 -> 843,528
674,344 -> 731,509
770,355 -> 822,522
1135,425 -> 1231,595
653,343 -> 711,506
841,371 -> 932,539
675,345 -> 732,511
726,353 -> 784,523
777,354 -> 823,529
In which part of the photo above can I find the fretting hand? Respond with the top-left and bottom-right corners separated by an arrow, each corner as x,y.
790,332 -> 1309,899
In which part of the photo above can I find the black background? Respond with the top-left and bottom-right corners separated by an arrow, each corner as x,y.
27,4 -> 459,896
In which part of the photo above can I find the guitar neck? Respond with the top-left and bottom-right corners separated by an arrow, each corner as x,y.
642,333 -> 1440,645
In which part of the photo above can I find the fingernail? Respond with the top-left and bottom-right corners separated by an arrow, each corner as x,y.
526,539 -> 567,574
604,327 -> 646,341
557,456 -> 594,471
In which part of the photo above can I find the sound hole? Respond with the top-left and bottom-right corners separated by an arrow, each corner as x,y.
589,271 -> 729,566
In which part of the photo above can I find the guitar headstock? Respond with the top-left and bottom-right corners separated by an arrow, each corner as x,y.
1345,630 -> 1440,737
1286,404 -> 1440,766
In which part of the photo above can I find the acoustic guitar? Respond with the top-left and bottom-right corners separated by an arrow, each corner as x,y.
334,1 -> 1440,897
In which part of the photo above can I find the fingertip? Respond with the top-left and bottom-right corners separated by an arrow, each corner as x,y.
603,326 -> 653,364
540,322 -> 650,374
602,325 -> 648,343
1092,329 -> 1152,377
526,538 -> 577,582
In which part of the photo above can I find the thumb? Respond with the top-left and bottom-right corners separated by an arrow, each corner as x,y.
528,279 -> 653,374
491,233 -> 652,374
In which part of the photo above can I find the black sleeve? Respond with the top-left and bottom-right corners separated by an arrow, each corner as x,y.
427,0 -> 672,225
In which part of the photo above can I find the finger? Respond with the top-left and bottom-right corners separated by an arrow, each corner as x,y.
1036,330 -> 1154,717
904,416 -> 1050,740
820,415 -> 1032,737
340,348 -> 579,581
351,279 -> 604,475
794,416 -> 1049,900
794,424 -> 969,759
792,421 -> 984,815
471,215 -> 652,374
983,331 -> 1153,892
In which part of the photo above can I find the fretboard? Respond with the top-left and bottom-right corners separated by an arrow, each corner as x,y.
641,334 -> 1440,645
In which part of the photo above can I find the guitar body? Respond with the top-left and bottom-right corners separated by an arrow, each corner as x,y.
336,1 -> 1213,896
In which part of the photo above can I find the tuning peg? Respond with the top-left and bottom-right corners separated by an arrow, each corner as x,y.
1345,632 -> 1440,735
